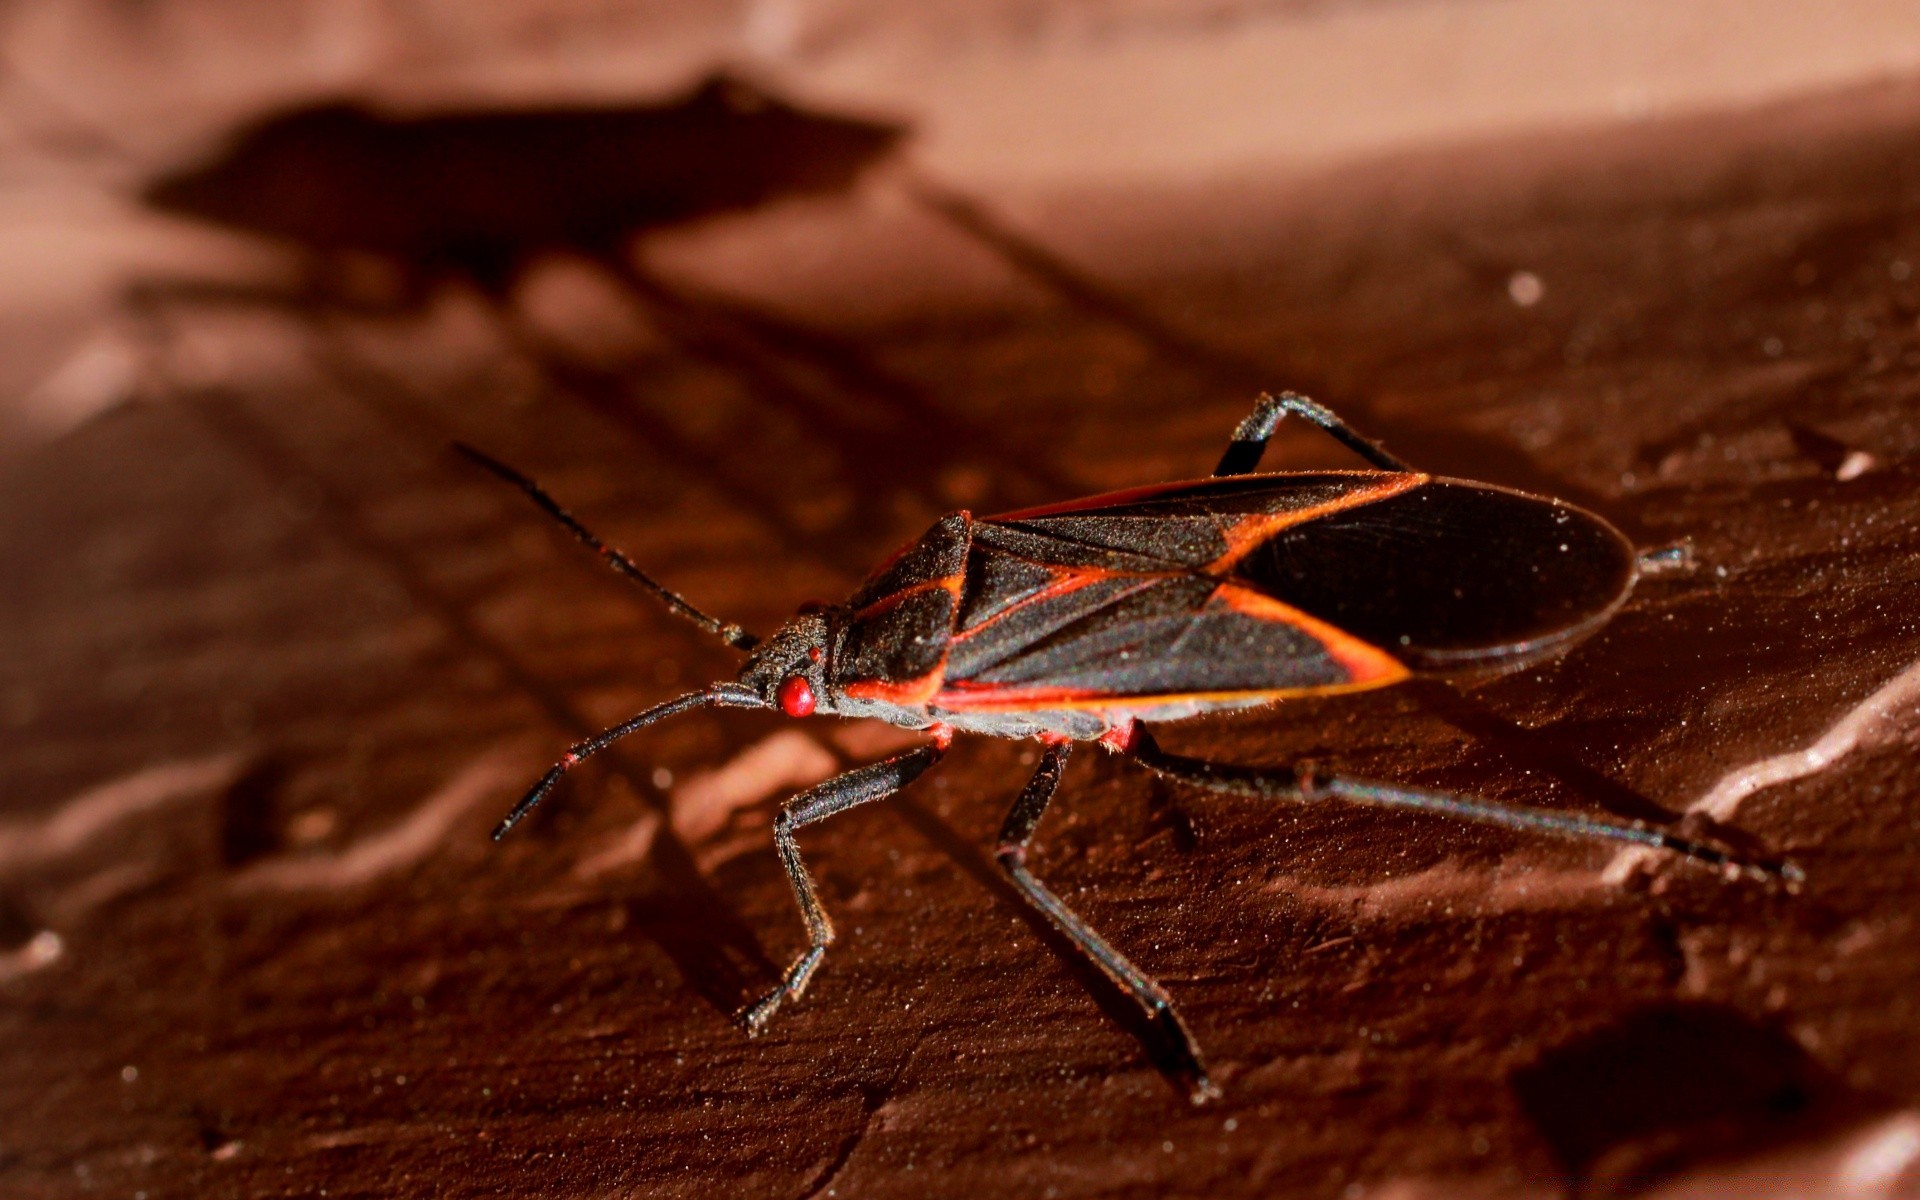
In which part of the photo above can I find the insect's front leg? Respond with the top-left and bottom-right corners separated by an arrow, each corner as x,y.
1214,390 -> 1413,476
994,737 -> 1219,1103
742,739 -> 947,1034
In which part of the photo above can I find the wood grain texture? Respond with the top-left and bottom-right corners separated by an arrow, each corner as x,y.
3,71 -> 1920,1200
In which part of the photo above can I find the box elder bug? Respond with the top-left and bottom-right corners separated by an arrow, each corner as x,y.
459,392 -> 1797,1103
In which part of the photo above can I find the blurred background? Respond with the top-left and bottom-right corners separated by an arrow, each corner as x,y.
8,0 -> 1920,453
4,3 -> 1920,1197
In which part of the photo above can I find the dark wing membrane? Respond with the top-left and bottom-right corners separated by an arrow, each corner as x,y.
953,548 -> 1060,633
847,512 -> 971,611
948,569 -> 1158,681
984,471 -> 1417,571
1234,478 -> 1637,669
946,479 -> 1425,703
836,512 -> 972,704
949,575 -> 1374,694
839,587 -> 957,699
944,522 -> 1406,708
945,472 -> 1631,707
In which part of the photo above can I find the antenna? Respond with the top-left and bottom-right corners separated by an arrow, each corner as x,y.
455,443 -> 759,651
493,684 -> 765,838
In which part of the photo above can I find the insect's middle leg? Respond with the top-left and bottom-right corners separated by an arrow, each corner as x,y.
994,737 -> 1219,1103
743,741 -> 946,1034
1214,390 -> 1413,476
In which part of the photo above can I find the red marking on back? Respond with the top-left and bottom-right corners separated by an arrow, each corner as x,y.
932,680 -> 1114,711
1203,474 -> 1426,572
932,674 -> 1404,715
951,565 -> 1151,643
862,538 -> 917,581
843,667 -> 944,707
856,517 -> 972,592
1209,584 -> 1407,685
1037,730 -> 1073,748
854,574 -> 964,622
990,479 -> 1209,521
988,470 -> 1423,523
1098,720 -> 1140,753
928,723 -> 955,751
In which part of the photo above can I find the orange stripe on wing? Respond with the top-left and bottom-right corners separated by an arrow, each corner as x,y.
842,575 -> 965,705
932,681 -> 1134,712
931,675 -> 1400,714
844,666 -> 946,706
988,479 -> 1221,521
854,573 -> 964,622
951,565 -> 1171,643
858,512 -> 972,585
934,582 -> 1408,714
1209,583 -> 1408,687
1204,473 -> 1426,573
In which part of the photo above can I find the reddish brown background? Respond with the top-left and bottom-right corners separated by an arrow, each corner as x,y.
3,4 -> 1920,1198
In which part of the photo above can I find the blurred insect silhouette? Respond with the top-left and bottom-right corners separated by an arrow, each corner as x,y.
145,73 -> 903,303
461,392 -> 1796,1103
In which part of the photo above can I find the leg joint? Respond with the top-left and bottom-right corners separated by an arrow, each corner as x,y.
1229,392 -> 1285,443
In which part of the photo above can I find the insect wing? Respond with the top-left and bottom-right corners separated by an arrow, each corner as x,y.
938,566 -> 1405,712
1233,477 -> 1637,669
983,471 -> 1423,573
936,471 -> 1636,712
939,479 -> 1418,713
837,513 -> 971,705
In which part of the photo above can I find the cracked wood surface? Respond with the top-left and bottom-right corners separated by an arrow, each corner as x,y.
4,76 -> 1920,1200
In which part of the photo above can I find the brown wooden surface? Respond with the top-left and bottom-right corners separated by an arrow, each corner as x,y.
3,70 -> 1920,1199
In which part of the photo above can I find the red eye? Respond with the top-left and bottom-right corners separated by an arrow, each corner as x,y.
777,675 -> 817,718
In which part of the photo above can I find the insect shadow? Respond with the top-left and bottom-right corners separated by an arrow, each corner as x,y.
128,87 -> 1186,1041
216,757 -> 298,869
887,792 -> 1212,1099
906,177 -> 1649,547
1511,1001 -> 1880,1197
619,829 -> 783,1018
133,72 -> 1082,567
1403,681 -> 1681,827
142,72 -> 906,302
129,72 -> 1085,1018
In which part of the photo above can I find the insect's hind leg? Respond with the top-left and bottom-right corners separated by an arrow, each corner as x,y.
994,737 -> 1219,1103
1127,728 -> 1799,884
1214,391 -> 1414,476
742,742 -> 946,1034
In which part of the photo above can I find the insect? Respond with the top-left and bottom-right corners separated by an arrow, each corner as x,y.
461,392 -> 1794,1103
